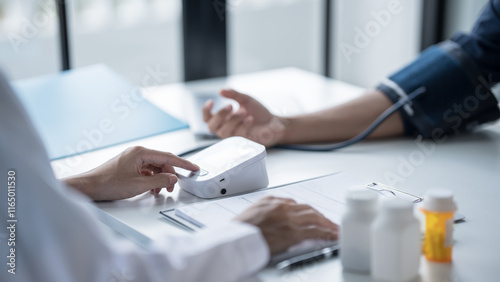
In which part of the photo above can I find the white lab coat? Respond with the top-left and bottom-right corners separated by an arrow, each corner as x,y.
0,71 -> 269,282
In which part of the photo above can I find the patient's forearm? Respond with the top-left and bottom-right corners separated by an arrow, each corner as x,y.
279,90 -> 405,144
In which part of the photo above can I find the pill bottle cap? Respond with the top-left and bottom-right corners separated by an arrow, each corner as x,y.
346,188 -> 378,210
422,189 -> 457,212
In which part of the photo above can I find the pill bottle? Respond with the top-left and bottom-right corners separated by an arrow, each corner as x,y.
340,189 -> 378,273
371,199 -> 420,282
420,189 -> 457,262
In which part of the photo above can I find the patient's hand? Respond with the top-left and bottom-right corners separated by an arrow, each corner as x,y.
203,89 -> 287,147
63,146 -> 199,201
234,196 -> 338,256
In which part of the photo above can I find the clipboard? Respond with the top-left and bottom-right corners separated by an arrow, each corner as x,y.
159,172 -> 429,265
160,181 -> 424,233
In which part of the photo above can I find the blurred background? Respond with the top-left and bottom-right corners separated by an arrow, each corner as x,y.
0,0 -> 490,88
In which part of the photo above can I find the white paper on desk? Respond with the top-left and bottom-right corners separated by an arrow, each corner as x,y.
174,171 -> 370,262
176,171 -> 369,228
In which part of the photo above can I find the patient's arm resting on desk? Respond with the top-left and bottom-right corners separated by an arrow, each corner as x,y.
63,146 -> 199,201
234,195 -> 339,256
203,89 -> 404,147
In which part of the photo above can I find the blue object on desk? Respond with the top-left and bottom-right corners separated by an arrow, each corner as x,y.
12,64 -> 188,160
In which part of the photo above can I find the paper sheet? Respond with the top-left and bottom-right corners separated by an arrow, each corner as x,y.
175,171 -> 369,228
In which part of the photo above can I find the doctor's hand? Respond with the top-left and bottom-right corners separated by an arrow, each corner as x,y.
234,196 -> 339,256
63,146 -> 199,201
203,89 -> 287,147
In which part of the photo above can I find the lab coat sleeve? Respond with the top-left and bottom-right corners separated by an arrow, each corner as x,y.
0,70 -> 269,282
376,0 -> 500,139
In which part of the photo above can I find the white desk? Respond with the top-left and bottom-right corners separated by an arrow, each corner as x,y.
52,68 -> 500,282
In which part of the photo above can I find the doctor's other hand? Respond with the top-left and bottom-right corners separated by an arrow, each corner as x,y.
234,196 -> 339,256
63,146 -> 199,201
203,89 -> 287,147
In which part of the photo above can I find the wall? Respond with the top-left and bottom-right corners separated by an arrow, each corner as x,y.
331,0 -> 423,89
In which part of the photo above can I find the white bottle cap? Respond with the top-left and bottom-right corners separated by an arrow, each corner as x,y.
346,189 -> 378,209
422,189 -> 457,212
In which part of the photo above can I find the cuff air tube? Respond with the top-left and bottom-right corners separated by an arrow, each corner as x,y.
377,40 -> 500,139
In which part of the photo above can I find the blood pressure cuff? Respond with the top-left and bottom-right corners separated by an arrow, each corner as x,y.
376,40 -> 500,139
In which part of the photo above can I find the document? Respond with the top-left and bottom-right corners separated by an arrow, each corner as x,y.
161,171 -> 422,264
175,172 -> 365,227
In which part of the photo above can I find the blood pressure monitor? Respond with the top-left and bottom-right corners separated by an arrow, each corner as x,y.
175,137 -> 269,198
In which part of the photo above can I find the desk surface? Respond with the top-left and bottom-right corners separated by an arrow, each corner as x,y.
52,68 -> 500,282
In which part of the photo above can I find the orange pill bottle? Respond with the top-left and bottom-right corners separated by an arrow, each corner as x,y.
420,190 -> 457,262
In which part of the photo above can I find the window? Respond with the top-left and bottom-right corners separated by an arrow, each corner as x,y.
443,0 -> 489,38
228,0 -> 324,75
0,0 -> 59,79
331,0 -> 423,88
70,0 -> 183,84
2,0 -> 472,91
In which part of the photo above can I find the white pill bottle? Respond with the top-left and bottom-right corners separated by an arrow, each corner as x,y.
340,189 -> 378,273
371,199 -> 421,282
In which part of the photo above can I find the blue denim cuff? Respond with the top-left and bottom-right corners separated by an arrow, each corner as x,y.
377,41 -> 500,139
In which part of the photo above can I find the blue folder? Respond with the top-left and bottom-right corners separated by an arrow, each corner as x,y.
12,64 -> 188,160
